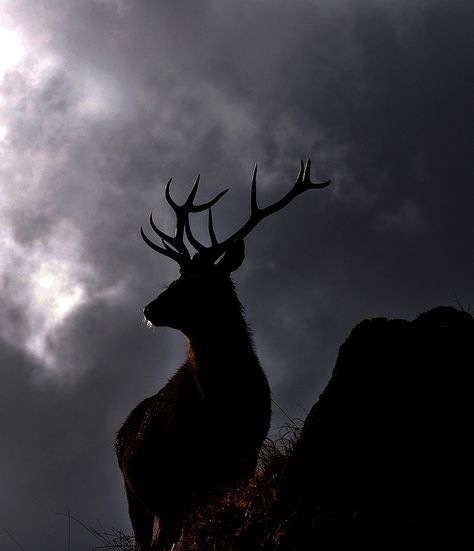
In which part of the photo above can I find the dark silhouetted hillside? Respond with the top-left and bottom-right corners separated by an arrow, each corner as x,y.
279,306 -> 474,549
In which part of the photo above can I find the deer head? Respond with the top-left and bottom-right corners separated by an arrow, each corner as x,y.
141,160 -> 330,335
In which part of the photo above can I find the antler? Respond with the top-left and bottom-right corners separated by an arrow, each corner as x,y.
184,159 -> 330,264
141,176 -> 228,268
142,159 -> 330,269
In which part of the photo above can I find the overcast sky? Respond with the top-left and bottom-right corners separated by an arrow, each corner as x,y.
0,1 -> 472,549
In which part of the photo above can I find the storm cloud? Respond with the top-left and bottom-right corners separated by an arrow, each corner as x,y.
0,1 -> 472,549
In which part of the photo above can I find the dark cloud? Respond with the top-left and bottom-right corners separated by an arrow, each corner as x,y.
1,1 -> 472,548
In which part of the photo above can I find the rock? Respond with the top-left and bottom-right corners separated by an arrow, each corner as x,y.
279,307 -> 474,549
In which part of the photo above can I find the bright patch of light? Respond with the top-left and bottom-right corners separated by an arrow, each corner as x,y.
31,262 -> 85,322
145,319 -> 154,330
0,16 -> 127,375
24,259 -> 87,369
0,27 -> 25,79
0,221 -> 94,371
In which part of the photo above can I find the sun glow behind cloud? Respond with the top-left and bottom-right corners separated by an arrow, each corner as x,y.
0,19 -> 90,371
0,221 -> 94,371
26,260 -> 86,368
0,26 -> 25,79
0,10 -> 132,374
31,264 -> 85,322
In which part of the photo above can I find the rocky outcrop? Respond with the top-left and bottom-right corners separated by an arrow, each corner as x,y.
279,306 -> 474,549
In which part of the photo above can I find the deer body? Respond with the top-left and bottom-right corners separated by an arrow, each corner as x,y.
115,160 -> 330,550
116,276 -> 271,549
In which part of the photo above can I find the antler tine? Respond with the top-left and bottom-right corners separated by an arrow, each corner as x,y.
185,175 -> 200,207
140,227 -> 183,264
208,208 -> 218,246
302,158 -> 311,184
197,159 -> 330,262
165,179 -> 179,212
142,178 -> 194,265
149,174 -> 230,259
166,175 -> 229,214
183,182 -> 229,253
184,216 -> 207,254
149,212 -> 174,243
188,188 -> 229,212
161,238 -> 179,254
251,165 -> 259,214
247,158 -> 330,222
143,174 -> 230,265
149,210 -> 191,260
164,175 -> 218,249
302,158 -> 331,189
296,159 -> 305,185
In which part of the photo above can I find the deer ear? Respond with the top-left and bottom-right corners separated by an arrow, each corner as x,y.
216,240 -> 245,273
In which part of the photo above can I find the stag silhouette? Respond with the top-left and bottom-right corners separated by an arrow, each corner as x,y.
115,160 -> 330,550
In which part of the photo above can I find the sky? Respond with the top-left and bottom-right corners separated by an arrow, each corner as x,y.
0,0 -> 472,549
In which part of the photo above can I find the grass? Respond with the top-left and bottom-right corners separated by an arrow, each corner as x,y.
178,420 -> 301,551
56,512 -> 135,551
67,420 -> 301,551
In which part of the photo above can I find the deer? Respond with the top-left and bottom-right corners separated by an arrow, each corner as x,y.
115,159 -> 330,551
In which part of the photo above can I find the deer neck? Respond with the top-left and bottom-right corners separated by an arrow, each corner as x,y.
185,315 -> 258,374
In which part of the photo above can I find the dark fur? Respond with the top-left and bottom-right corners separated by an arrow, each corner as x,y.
115,263 -> 271,550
